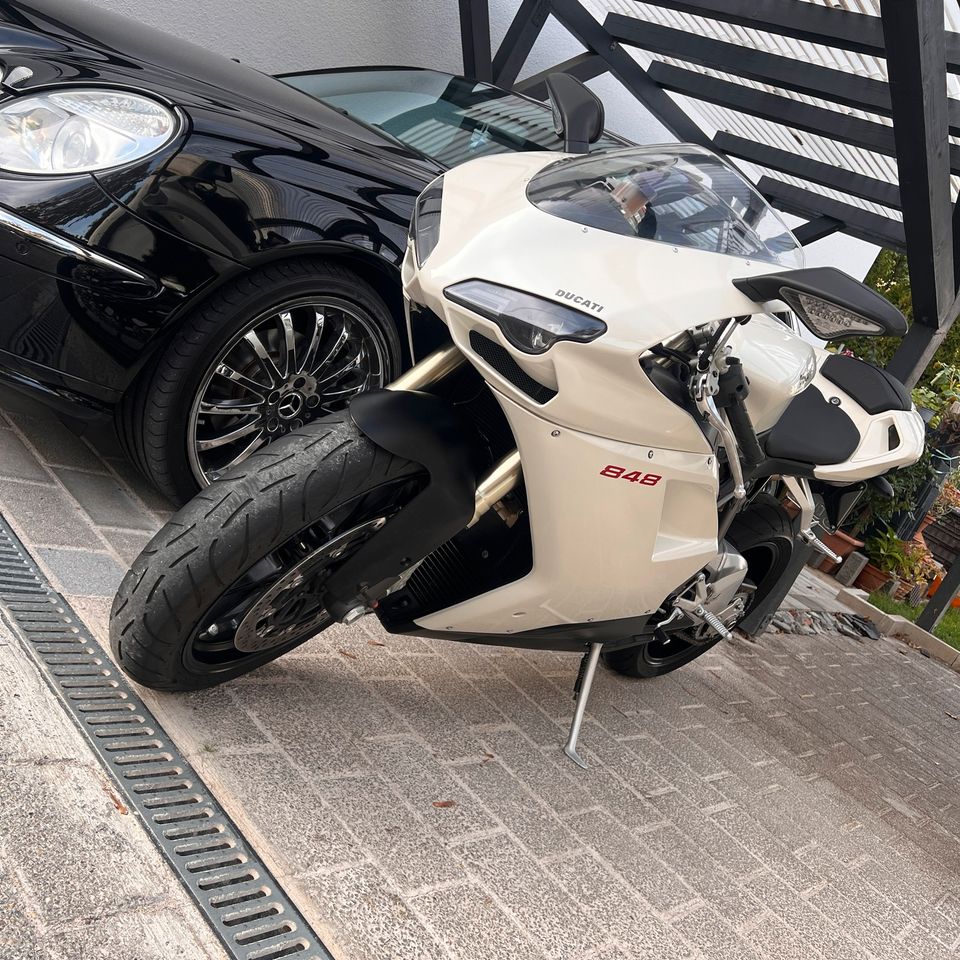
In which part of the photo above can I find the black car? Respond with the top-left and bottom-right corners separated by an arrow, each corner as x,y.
0,0 -> 625,502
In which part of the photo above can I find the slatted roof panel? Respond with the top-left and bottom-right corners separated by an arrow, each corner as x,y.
577,0 -> 960,217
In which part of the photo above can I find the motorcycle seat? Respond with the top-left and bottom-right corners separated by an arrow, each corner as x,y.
764,385 -> 860,465
819,354 -> 911,415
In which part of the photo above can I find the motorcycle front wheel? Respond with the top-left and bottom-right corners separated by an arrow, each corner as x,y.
109,417 -> 425,691
603,493 -> 796,679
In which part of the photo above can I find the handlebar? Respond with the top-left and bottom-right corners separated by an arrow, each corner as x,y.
716,358 -> 765,468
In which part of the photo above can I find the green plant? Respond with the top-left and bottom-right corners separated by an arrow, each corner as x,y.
909,362 -> 960,427
929,480 -> 960,520
898,541 -> 942,584
845,249 -> 960,383
846,446 -> 937,536
864,527 -> 910,576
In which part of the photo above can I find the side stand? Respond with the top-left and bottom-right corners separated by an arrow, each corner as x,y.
562,642 -> 603,769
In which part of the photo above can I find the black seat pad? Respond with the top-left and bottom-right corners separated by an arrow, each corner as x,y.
820,354 -> 911,415
765,386 -> 861,465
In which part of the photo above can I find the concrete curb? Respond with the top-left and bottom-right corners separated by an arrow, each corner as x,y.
837,587 -> 960,671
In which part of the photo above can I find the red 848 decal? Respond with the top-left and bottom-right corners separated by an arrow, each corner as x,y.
599,464 -> 662,486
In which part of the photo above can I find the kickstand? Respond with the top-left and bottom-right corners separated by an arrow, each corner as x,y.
562,642 -> 603,769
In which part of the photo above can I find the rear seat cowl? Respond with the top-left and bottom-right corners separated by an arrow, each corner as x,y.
820,354 -> 911,415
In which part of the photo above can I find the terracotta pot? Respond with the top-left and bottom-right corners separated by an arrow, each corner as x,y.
854,562 -> 891,594
914,512 -> 937,540
817,530 -> 865,576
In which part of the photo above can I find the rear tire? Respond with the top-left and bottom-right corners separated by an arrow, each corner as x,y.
603,493 -> 795,678
109,417 -> 423,691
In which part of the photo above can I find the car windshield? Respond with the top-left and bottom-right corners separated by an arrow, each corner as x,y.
278,68 -> 624,168
527,146 -> 804,267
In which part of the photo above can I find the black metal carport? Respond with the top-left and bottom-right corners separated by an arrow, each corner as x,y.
458,0 -> 959,388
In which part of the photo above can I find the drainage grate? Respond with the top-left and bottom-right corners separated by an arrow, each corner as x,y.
0,516 -> 333,960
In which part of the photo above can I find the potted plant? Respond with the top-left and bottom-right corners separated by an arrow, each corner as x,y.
893,541 -> 942,602
855,527 -> 910,593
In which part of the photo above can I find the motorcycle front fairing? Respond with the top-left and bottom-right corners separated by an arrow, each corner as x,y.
399,145 -> 923,640
399,148 -> 781,636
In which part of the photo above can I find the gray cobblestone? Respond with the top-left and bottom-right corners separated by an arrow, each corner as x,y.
453,755 -> 582,859
53,467 -> 155,530
98,527 -> 154,564
7,413 -> 109,474
410,881 -> 547,960
457,833 -> 606,960
305,863 -> 447,960
318,773 -> 467,891
4,408 -> 960,959
208,752 -> 364,876
0,428 -> 52,483
36,547 -> 126,597
0,479 -> 102,549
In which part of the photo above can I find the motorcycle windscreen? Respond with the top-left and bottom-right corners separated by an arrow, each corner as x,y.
525,145 -> 804,268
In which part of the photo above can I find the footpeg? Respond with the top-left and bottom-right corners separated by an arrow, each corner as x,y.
562,642 -> 602,770
688,604 -> 733,641
670,573 -> 734,642
800,527 -> 841,564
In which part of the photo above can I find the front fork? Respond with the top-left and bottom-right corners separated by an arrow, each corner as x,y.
388,345 -> 523,528
388,346 -> 601,770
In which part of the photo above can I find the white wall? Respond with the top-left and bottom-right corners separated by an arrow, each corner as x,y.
90,0 -> 877,276
90,0 -> 672,144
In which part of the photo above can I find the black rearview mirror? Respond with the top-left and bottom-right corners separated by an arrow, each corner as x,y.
733,267 -> 909,340
545,73 -> 605,154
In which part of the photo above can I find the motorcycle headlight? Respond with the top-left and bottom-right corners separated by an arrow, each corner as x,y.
0,88 -> 180,175
410,175 -> 443,266
445,279 -> 607,355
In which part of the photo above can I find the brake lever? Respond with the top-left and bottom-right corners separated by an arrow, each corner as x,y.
690,340 -> 746,501
701,396 -> 746,500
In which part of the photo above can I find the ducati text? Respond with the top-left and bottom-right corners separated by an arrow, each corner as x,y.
556,289 -> 604,313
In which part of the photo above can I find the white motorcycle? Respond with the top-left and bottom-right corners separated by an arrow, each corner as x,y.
111,76 -> 924,766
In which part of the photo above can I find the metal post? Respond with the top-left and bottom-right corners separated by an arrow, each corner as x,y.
917,556 -> 960,632
458,0 -> 493,81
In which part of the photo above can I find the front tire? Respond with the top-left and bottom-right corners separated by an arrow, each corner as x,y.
119,259 -> 401,505
603,493 -> 796,678
109,417 -> 424,691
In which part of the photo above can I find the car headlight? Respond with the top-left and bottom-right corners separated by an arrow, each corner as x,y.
445,279 -> 607,355
410,175 -> 443,266
0,88 -> 180,175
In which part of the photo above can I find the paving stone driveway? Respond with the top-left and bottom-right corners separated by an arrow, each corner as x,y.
2,390 -> 960,960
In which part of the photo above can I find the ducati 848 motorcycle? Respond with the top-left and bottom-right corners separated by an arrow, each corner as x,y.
111,77 -> 924,766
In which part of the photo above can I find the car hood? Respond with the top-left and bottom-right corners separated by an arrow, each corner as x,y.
0,0 -> 352,122
0,0 -> 439,180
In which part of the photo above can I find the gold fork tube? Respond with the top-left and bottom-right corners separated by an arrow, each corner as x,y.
386,345 -> 466,392
469,450 -> 522,527
386,346 -> 521,527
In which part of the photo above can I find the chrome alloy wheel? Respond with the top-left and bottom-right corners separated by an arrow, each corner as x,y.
187,296 -> 388,485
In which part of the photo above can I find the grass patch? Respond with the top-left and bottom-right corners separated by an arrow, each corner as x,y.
867,591 -> 960,651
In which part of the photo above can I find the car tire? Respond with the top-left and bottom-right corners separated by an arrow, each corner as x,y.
119,258 -> 402,505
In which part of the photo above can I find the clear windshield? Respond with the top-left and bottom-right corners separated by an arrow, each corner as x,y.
527,146 -> 803,268
279,68 -> 625,168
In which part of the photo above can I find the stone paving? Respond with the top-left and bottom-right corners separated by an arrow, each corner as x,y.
2,390 -> 960,960
0,618 -> 226,960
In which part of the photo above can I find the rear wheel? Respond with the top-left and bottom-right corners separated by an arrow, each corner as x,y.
109,417 -> 424,691
603,493 -> 795,678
